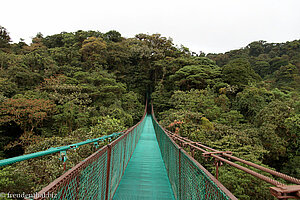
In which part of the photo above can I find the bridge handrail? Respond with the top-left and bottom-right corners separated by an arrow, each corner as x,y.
152,104 -> 300,199
0,132 -> 124,167
167,131 -> 300,199
0,101 -> 149,167
35,100 -> 148,199
151,103 -> 238,200
166,131 -> 300,185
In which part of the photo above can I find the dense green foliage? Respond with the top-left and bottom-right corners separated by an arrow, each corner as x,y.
0,26 -> 299,199
153,40 -> 300,199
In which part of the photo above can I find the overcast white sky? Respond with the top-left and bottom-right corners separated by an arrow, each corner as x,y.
1,0 -> 299,53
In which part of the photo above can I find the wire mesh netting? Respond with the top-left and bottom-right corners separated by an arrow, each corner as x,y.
36,115 -> 146,200
37,147 -> 108,200
151,115 -> 236,200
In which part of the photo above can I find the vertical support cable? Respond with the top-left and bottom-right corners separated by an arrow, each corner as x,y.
215,159 -> 219,180
105,144 -> 112,200
123,135 -> 127,171
190,146 -> 195,158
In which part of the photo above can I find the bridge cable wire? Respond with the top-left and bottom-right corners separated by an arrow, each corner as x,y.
153,105 -> 300,199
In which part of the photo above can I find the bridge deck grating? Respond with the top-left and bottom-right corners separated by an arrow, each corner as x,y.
113,115 -> 175,200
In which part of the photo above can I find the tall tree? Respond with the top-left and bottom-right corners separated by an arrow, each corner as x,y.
0,98 -> 56,146
0,26 -> 11,51
222,58 -> 261,88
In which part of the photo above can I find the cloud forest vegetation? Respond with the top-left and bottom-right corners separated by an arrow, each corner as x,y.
0,25 -> 299,199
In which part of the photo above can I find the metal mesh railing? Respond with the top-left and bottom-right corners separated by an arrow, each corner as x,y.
151,113 -> 237,200
36,146 -> 108,199
36,104 -> 147,200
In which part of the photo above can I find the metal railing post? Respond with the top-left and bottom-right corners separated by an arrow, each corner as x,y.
123,135 -> 127,171
215,159 -> 219,180
105,144 -> 112,200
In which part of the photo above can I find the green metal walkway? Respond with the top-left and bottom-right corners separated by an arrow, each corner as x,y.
113,115 -> 175,199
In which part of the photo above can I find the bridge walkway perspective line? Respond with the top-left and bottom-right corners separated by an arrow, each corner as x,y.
113,115 -> 175,199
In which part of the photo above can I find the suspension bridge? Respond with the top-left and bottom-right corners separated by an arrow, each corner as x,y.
0,102 -> 299,199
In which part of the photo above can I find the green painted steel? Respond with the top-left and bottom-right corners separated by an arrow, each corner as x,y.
151,114 -> 233,200
113,115 -> 175,200
0,132 -> 122,167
